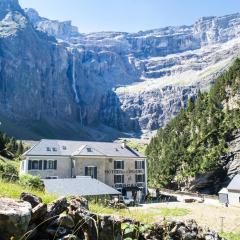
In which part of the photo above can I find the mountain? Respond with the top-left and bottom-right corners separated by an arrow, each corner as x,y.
146,59 -> 240,193
1,0 -> 240,140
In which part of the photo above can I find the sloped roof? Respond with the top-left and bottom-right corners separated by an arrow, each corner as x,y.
227,174 -> 240,191
24,139 -> 145,158
218,188 -> 228,194
43,177 -> 121,196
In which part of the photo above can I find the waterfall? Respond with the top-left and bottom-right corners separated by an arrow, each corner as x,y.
71,49 -> 83,127
72,51 -> 80,104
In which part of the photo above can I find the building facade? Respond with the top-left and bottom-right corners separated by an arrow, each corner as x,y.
20,139 -> 147,200
218,174 -> 240,205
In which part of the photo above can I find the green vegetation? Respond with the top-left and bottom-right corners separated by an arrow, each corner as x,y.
89,202 -> 190,224
220,232 -> 240,240
146,58 -> 240,187
126,141 -> 147,154
0,131 -> 24,159
19,174 -> 45,191
0,179 -> 57,204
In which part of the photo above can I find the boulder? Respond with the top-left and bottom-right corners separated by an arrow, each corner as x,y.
31,202 -> 47,222
57,214 -> 75,229
46,197 -> 68,218
20,192 -> 42,208
0,198 -> 32,240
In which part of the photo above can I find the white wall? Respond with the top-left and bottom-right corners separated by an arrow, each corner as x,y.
228,190 -> 240,205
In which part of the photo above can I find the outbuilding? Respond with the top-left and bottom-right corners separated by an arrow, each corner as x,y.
218,174 -> 240,205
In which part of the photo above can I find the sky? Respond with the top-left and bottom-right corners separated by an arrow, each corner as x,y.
19,0 -> 240,33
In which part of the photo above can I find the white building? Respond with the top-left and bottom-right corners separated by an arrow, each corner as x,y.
219,174 -> 240,205
20,139 -> 147,201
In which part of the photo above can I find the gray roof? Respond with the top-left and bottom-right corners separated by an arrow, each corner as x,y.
227,174 -> 240,191
218,188 -> 228,194
24,139 -> 145,158
43,177 -> 121,196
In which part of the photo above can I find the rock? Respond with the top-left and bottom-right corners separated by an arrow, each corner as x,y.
46,197 -> 68,218
68,196 -> 89,211
0,197 -> 32,240
46,226 -> 68,237
61,234 -> 80,240
20,192 -> 42,208
56,214 -> 75,229
31,202 -> 47,222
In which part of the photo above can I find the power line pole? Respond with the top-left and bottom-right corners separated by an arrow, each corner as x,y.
220,216 -> 225,233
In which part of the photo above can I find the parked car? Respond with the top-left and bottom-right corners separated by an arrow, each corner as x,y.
120,196 -> 135,206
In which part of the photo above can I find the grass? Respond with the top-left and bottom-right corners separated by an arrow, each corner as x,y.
0,179 -> 57,204
89,202 -> 191,224
220,232 -> 240,240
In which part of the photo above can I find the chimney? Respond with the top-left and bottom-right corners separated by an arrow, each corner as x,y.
121,140 -> 127,148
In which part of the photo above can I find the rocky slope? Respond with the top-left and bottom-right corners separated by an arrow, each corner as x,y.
0,193 -> 223,240
1,0 -> 240,139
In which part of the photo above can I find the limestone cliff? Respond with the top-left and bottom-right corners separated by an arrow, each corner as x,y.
1,1 -> 240,139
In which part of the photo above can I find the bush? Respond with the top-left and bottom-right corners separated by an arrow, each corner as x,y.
0,161 -> 19,181
19,174 -> 44,191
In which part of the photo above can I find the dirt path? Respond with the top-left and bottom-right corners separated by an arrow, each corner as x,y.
130,202 -> 240,233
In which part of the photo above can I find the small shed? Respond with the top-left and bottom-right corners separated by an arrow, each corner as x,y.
218,188 -> 228,204
227,174 -> 240,205
43,176 -> 121,197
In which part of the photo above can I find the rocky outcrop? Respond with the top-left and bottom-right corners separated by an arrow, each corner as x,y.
0,197 -> 32,240
1,1 -> 240,139
1,193 -> 222,240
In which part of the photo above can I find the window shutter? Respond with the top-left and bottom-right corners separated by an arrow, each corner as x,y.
135,174 -> 137,183
114,161 -> 116,169
85,167 -> 88,176
122,175 -> 125,184
122,161 -> 124,169
94,167 -> 97,179
143,174 -> 145,182
135,161 -> 137,169
142,161 -> 145,169
28,160 -> 32,170
54,160 -> 57,170
44,160 -> 47,170
39,160 -> 43,170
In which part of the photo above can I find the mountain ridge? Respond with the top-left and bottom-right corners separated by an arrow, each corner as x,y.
0,1 -> 240,140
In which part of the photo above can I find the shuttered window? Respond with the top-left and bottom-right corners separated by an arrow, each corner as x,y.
135,160 -> 145,169
114,174 -> 124,184
85,166 -> 97,179
114,160 -> 124,169
135,174 -> 145,183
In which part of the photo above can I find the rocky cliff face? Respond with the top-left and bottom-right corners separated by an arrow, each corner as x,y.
1,0 -> 240,139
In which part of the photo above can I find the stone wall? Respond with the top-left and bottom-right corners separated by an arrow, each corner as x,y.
0,193 -> 224,240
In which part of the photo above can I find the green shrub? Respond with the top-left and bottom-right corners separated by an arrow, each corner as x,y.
19,174 -> 44,191
3,162 -> 18,176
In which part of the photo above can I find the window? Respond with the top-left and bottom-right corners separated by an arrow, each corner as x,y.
135,160 -> 145,169
28,160 -> 42,170
32,160 -> 39,170
114,160 -> 124,170
87,147 -> 92,152
43,160 -> 57,170
114,174 -> 124,184
85,166 -> 97,179
48,160 -> 55,169
52,147 -> 57,152
46,147 -> 51,152
62,146 -> 67,150
135,174 -> 145,183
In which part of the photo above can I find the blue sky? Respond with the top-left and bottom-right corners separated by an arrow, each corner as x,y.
19,0 -> 240,33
